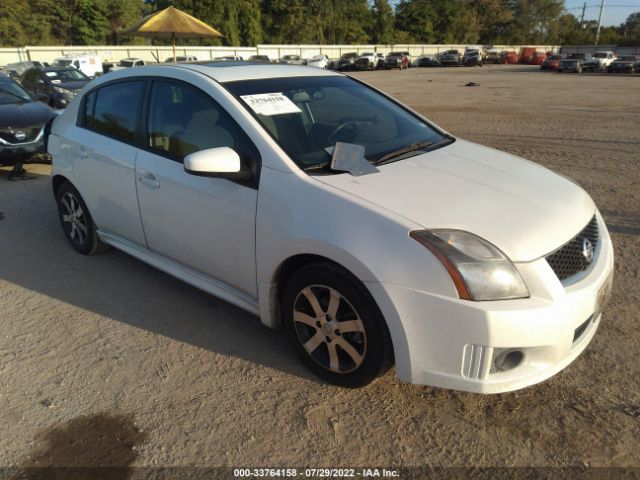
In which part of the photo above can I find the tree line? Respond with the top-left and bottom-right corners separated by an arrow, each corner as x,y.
1,0 -> 639,48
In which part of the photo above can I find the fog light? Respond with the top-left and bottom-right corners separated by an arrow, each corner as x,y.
491,349 -> 524,374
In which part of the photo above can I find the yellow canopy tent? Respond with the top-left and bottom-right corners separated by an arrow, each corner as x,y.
123,6 -> 223,62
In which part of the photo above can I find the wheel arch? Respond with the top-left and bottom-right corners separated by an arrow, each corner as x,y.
52,174 -> 71,199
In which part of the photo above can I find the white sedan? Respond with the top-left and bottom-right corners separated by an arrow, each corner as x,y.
48,64 -> 613,392
307,55 -> 329,69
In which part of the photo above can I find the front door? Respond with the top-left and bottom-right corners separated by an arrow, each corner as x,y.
135,80 -> 260,297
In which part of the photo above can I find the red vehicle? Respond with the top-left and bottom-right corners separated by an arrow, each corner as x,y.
520,47 -> 537,64
540,54 -> 564,71
502,51 -> 519,64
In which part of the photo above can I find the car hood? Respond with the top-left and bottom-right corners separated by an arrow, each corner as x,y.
0,100 -> 54,128
57,80 -> 90,90
314,139 -> 595,262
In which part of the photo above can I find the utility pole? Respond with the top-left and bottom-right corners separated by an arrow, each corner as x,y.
580,2 -> 586,29
595,0 -> 606,46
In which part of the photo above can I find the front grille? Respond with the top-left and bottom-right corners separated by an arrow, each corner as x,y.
0,125 -> 42,144
546,215 -> 599,282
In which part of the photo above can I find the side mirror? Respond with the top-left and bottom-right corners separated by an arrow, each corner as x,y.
184,147 -> 247,178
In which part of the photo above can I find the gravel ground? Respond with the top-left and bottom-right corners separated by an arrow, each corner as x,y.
0,65 -> 638,475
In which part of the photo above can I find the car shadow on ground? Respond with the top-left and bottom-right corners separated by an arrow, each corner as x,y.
0,170 -> 318,384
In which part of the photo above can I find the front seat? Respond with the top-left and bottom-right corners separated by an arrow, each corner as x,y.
177,108 -> 235,157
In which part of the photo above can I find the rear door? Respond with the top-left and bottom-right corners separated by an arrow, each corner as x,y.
135,79 -> 260,296
66,79 -> 147,245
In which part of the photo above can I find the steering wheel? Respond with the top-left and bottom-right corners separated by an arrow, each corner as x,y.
328,120 -> 374,144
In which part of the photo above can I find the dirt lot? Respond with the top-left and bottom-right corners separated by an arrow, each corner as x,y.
1,65 -> 639,475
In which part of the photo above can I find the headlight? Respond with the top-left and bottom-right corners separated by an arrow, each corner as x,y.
410,230 -> 529,301
53,86 -> 76,97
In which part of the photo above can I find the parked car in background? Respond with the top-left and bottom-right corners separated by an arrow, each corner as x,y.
53,54 -> 102,78
540,54 -> 564,70
337,52 -> 359,71
248,55 -> 271,63
440,50 -> 461,67
584,51 -> 616,72
307,55 -> 329,69
109,58 -> 146,72
502,51 -> 519,64
463,49 -> 483,67
530,52 -> 547,65
326,58 -> 339,70
557,53 -> 593,73
484,49 -> 502,64
279,55 -> 304,65
384,51 -> 411,69
164,56 -> 198,63
354,52 -> 384,70
48,63 -> 614,392
607,55 -> 640,73
415,55 -> 440,67
0,75 -> 56,178
216,55 -> 244,61
21,67 -> 91,109
2,61 -> 49,81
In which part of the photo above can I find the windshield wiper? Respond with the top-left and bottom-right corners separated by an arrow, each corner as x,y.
302,161 -> 333,172
373,141 -> 435,165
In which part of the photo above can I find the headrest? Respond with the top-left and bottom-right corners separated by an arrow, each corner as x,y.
187,108 -> 220,128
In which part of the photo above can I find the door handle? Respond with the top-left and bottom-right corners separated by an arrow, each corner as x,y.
72,146 -> 88,158
138,170 -> 160,189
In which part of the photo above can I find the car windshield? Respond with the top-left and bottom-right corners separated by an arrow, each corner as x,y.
593,53 -> 608,58
53,59 -> 73,67
389,52 -> 403,56
224,76 -> 450,172
568,54 -> 586,59
342,53 -> 358,59
0,80 -> 33,104
119,60 -> 135,67
45,69 -> 89,82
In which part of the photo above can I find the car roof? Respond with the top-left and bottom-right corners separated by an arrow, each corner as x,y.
172,63 -> 341,82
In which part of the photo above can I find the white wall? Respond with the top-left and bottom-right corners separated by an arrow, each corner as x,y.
0,43 -> 563,67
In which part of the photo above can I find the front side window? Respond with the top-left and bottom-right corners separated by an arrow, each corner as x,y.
224,76 -> 449,171
146,80 -> 258,168
90,81 -> 144,143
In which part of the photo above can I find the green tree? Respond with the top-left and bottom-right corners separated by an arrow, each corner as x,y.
370,0 -> 394,44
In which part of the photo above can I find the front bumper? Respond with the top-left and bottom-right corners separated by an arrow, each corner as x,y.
367,212 -> 614,393
558,63 -> 581,72
0,138 -> 45,166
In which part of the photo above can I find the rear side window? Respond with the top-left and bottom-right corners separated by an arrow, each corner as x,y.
84,81 -> 144,143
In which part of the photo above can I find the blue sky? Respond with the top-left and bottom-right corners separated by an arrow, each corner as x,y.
563,1 -> 639,26
387,1 -> 640,26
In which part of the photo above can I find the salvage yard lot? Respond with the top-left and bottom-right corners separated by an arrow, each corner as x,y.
0,65 -> 638,471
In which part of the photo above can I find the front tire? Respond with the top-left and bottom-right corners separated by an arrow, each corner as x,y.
283,263 -> 393,388
56,182 -> 109,255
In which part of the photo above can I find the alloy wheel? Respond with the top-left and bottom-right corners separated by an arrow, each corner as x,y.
60,192 -> 89,246
292,285 -> 366,374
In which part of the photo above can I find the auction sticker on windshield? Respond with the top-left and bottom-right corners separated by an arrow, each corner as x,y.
241,93 -> 302,116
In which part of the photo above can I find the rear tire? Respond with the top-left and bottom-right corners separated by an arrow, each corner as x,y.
283,262 -> 393,388
56,182 -> 109,255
